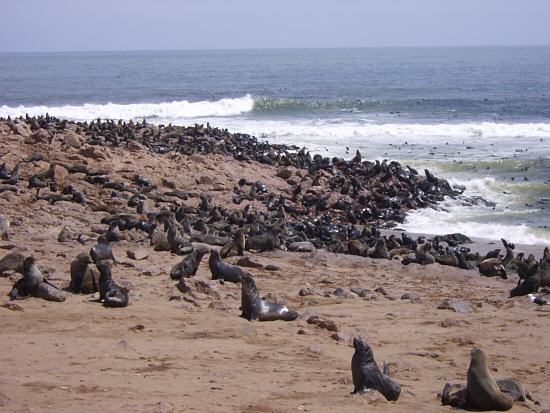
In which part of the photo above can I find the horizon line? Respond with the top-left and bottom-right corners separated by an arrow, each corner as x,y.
1,43 -> 550,54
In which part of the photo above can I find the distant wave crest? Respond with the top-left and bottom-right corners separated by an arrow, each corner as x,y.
0,95 -> 255,121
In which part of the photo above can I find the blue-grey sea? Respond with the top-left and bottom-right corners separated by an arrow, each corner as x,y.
1,47 -> 549,244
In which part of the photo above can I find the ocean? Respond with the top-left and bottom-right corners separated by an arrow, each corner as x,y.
1,47 -> 549,245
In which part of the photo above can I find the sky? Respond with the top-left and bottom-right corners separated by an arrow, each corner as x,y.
1,0 -> 549,52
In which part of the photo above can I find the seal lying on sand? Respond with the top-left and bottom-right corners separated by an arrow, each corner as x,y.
69,253 -> 98,293
351,336 -> 401,401
441,348 -> 523,411
170,245 -> 209,280
208,250 -> 243,283
96,259 -> 129,307
240,273 -> 298,322
9,256 -> 65,302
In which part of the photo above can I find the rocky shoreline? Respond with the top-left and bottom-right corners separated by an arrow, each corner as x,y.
1,115 -> 549,412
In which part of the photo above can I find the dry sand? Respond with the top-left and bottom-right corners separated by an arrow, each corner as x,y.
1,122 -> 549,412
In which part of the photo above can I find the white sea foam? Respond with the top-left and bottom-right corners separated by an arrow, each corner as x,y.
0,95 -> 255,121
400,206 -> 550,245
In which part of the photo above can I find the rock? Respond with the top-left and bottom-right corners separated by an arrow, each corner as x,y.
374,287 -> 389,296
176,278 -> 221,299
265,264 -> 280,271
288,241 -> 316,253
437,299 -> 473,314
63,131 -> 84,148
440,318 -> 471,328
276,168 -> 293,180
350,287 -> 370,297
12,123 -> 31,137
306,315 -> 339,332
161,178 -> 176,189
208,300 -> 227,310
126,248 -> 149,261
30,128 -> 51,143
299,287 -> 317,297
235,256 -> 263,268
35,282 -> 66,302
58,226 -> 76,243
1,302 -> 24,311
332,287 -> 357,299
197,176 -> 212,185
79,146 -> 109,160
330,332 -> 352,343
401,292 -> 421,303
127,141 -> 144,152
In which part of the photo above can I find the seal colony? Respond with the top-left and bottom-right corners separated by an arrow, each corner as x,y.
0,115 -> 548,412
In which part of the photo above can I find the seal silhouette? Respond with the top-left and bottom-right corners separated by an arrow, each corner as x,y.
240,273 -> 298,322
351,336 -> 401,401
90,235 -> 115,263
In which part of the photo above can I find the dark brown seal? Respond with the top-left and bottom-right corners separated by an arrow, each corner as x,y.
170,245 -> 209,280
96,259 -> 129,308
351,336 -> 401,401
208,250 -> 243,283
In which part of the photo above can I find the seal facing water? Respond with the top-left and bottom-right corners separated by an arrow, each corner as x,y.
240,273 -> 298,321
351,336 -> 401,401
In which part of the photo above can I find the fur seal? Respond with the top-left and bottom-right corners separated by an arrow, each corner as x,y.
208,250 -> 244,283
240,273 -> 298,321
478,258 -> 506,279
90,235 -> 116,263
96,259 -> 129,307
351,336 -> 401,401
170,245 -> 209,280
367,237 -> 390,259
0,215 -> 10,240
9,256 -> 65,301
415,243 -> 435,265
69,253 -> 98,293
441,348 -> 516,411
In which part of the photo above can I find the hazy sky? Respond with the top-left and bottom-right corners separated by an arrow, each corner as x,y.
2,0 -> 549,52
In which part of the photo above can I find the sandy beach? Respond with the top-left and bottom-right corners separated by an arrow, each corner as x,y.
0,119 -> 549,413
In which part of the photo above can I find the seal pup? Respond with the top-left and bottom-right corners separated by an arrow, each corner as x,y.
240,273 -> 298,322
90,235 -> 116,263
351,336 -> 401,401
0,215 -> 10,240
367,237 -> 390,259
209,250 -> 244,283
170,245 -> 209,280
69,253 -> 98,293
441,348 -> 517,411
96,259 -> 129,308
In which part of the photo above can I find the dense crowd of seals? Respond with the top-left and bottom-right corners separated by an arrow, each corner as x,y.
0,114 -> 545,409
